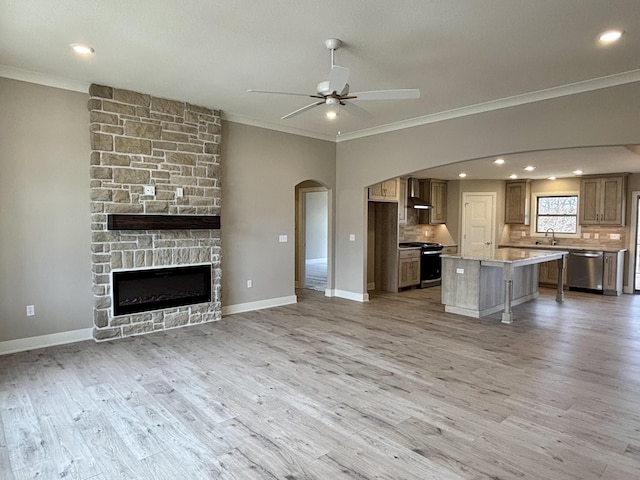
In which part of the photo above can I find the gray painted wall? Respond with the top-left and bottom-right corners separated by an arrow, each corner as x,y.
0,78 -> 92,342
334,83 -> 640,297
220,121 -> 336,308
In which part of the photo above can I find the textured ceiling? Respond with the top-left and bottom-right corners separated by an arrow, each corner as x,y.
1,0 -> 639,144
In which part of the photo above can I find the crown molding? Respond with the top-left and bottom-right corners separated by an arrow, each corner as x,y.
0,64 -> 89,93
221,112 -> 336,142
335,69 -> 640,142
3,64 -> 638,144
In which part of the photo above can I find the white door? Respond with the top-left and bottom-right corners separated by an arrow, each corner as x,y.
461,193 -> 496,257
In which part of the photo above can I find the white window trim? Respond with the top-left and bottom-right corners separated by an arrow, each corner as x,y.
530,191 -> 581,239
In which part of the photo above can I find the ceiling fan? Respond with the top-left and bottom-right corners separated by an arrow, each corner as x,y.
248,38 -> 421,121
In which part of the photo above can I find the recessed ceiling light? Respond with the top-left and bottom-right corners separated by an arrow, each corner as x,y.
599,30 -> 623,44
573,169 -> 583,175
70,43 -> 95,55
494,158 -> 505,165
509,174 -> 518,179
458,173 -> 467,178
524,166 -> 535,172
548,176 -> 556,181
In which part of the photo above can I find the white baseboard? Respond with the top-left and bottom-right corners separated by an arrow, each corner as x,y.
334,289 -> 370,302
0,328 -> 93,356
222,295 -> 297,316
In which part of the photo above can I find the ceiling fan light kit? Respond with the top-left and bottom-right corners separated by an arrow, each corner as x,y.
248,38 -> 420,121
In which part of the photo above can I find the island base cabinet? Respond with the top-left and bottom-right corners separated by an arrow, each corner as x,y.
603,251 -> 624,296
441,257 -> 539,318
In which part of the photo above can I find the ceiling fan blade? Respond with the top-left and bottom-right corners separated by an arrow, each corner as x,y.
351,89 -> 421,101
248,89 -> 318,98
342,101 -> 374,121
328,65 -> 350,94
281,101 -> 325,120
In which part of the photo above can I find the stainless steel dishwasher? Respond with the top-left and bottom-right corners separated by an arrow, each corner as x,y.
567,250 -> 604,291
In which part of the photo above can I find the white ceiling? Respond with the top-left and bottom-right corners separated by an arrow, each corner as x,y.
410,146 -> 640,181
1,0 -> 639,149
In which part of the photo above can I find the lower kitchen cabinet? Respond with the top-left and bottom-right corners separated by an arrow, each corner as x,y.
398,249 -> 421,288
604,251 -> 624,296
539,260 -> 567,288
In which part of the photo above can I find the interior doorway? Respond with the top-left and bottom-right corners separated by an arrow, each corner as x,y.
295,182 -> 329,292
461,192 -> 496,256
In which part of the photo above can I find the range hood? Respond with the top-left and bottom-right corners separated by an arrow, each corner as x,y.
407,178 -> 432,209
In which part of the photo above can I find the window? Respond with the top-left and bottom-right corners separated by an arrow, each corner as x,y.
536,195 -> 578,234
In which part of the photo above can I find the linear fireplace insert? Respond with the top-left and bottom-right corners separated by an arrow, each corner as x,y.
112,264 -> 211,316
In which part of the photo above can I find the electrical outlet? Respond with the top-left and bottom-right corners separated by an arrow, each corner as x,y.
26,305 -> 35,316
521,231 -> 526,237
349,234 -> 356,241
246,280 -> 252,288
594,233 -> 599,239
176,187 -> 184,198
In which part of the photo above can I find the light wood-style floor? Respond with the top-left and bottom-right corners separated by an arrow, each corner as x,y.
2,287 -> 640,479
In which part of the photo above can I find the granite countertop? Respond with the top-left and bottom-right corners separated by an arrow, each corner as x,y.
442,247 -> 568,264
499,243 -> 627,253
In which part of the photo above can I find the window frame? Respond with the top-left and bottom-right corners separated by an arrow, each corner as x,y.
530,191 -> 581,239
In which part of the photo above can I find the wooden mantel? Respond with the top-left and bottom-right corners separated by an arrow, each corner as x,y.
107,214 -> 221,230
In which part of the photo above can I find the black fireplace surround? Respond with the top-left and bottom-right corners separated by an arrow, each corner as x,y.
112,264 -> 212,316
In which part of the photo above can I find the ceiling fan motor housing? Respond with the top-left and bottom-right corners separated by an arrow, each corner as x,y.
317,80 -> 349,96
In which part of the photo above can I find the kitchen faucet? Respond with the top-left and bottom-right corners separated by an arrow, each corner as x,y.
545,228 -> 557,245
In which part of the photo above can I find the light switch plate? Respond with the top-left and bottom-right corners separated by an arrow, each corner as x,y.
610,233 -> 621,240
143,185 -> 155,195
279,235 -> 288,243
456,268 -> 464,274
349,234 -> 356,241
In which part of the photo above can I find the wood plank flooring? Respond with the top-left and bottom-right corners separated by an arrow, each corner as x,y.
2,287 -> 640,479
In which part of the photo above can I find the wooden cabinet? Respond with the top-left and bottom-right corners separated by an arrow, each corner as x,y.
505,180 -> 531,225
603,251 -> 624,296
538,260 -> 566,287
398,249 -> 421,288
579,175 -> 627,225
398,178 -> 407,224
369,179 -> 399,202
418,179 -> 447,224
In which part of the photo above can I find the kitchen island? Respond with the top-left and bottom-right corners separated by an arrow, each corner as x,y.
441,248 -> 568,323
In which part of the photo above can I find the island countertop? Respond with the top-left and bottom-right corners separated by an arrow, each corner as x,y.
442,247 -> 569,265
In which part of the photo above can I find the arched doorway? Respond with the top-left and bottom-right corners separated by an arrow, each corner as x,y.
295,181 -> 330,293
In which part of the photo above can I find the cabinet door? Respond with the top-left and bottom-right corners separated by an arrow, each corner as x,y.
418,179 -> 447,224
369,179 -> 399,202
600,176 -> 624,225
430,180 -> 447,224
409,258 -> 421,285
505,180 -> 530,225
398,178 -> 407,223
579,178 -> 601,225
603,251 -> 623,295
579,176 -> 626,226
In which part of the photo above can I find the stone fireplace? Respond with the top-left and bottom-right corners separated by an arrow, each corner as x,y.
89,84 -> 222,341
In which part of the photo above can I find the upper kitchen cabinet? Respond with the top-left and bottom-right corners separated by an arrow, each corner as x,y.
418,179 -> 447,224
579,174 -> 628,226
368,179 -> 399,202
505,180 -> 531,225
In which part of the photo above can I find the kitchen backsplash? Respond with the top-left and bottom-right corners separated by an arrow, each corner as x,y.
507,224 -> 627,250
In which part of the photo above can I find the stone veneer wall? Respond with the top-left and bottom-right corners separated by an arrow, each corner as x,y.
88,84 -> 222,341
